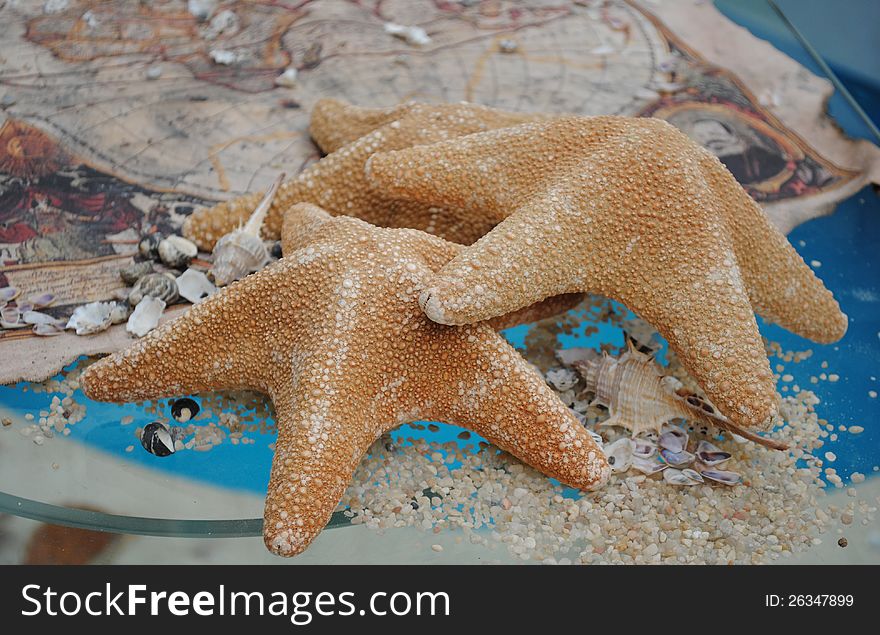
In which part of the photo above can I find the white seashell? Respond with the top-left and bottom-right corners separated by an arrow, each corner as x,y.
663,468 -> 702,486
28,293 -> 55,308
701,469 -> 742,486
15,302 -> 33,314
158,235 -> 198,269
2,305 -> 21,327
660,448 -> 695,468
632,455 -> 667,475
659,425 -> 688,453
602,437 -> 632,473
0,287 -> 20,302
66,302 -> 115,335
126,296 -> 165,337
176,268 -> 217,304
275,68 -> 298,88
33,323 -> 63,336
546,367 -> 579,392
22,310 -> 62,326
210,173 -> 283,286
695,440 -> 732,466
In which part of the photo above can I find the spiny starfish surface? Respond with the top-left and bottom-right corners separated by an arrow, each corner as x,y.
82,203 -> 609,556
365,116 -> 848,429
182,99 -> 542,250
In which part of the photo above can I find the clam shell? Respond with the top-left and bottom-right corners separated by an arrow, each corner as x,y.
140,421 -> 175,457
120,261 -> 154,285
1,305 -> 21,326
546,367 -> 579,392
15,302 -> 33,314
129,273 -> 178,306
210,231 -> 268,286
603,437 -> 633,473
663,468 -> 703,486
660,448 -> 695,468
139,233 -> 162,260
176,268 -> 217,304
28,293 -> 55,308
632,438 -> 656,459
701,469 -> 742,486
126,296 -> 165,337
695,440 -> 732,466
632,455 -> 667,475
659,425 -> 688,453
22,310 -> 62,326
0,287 -> 20,302
33,323 -> 63,336
158,235 -> 198,269
66,302 -> 115,335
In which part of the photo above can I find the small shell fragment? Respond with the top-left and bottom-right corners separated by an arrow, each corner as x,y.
33,323 -> 63,336
632,455 -> 666,475
126,296 -> 165,337
701,469 -> 742,486
664,468 -> 703,486
109,302 -> 131,325
28,293 -> 55,308
0,287 -> 20,302
545,367 -> 579,392
659,425 -> 688,453
66,301 -> 115,335
176,268 -> 217,304
22,310 -> 62,326
660,448 -> 695,468
603,437 -> 632,473
695,440 -> 732,466
632,437 -> 656,459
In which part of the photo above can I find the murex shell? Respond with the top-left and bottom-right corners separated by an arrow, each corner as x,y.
572,345 -> 786,450
128,273 -> 179,306
211,231 -> 268,286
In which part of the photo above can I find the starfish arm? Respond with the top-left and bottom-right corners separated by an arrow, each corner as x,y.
263,381 -> 382,556
706,160 -> 848,343
80,263 -> 301,402
422,328 -> 610,490
309,98 -> 416,154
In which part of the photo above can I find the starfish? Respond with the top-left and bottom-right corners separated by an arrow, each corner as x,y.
182,99 -> 542,251
364,116 -> 848,429
82,203 -> 609,556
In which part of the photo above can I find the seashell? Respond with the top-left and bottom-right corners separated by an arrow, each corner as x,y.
663,467 -> 703,486
632,437 -> 656,459
695,440 -> 732,466
0,287 -> 20,302
126,296 -> 165,337
158,235 -> 198,269
119,261 -> 154,285
546,367 -> 579,392
602,437 -> 632,473
660,448 -> 695,468
176,268 -> 217,304
140,421 -> 175,457
33,323 -> 63,336
109,302 -> 131,324
171,397 -> 200,423
632,455 -> 667,475
1,305 -> 21,327
587,429 -> 604,448
28,293 -> 55,308
658,425 -> 688,453
128,273 -> 178,306
66,301 -> 115,335
22,310 -> 62,326
139,233 -> 163,260
210,174 -> 283,286
701,469 -> 742,486
15,301 -> 33,314
573,344 -> 787,450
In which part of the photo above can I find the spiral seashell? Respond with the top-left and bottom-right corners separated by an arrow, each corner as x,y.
120,261 -> 154,285
128,273 -> 179,306
139,233 -> 162,260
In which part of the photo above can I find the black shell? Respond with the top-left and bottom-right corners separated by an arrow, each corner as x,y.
138,234 -> 163,260
140,421 -> 175,457
171,397 -> 200,423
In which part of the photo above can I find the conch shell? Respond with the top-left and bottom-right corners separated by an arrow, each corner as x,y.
574,344 -> 787,450
210,173 -> 284,286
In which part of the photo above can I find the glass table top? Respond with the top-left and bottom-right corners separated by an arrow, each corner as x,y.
1,0 -> 878,564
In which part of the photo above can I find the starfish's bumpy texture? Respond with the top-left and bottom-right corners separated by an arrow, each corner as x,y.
365,116 -> 848,428
82,203 -> 609,556
182,99 -> 542,250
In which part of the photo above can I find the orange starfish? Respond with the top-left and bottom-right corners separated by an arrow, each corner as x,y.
365,116 -> 848,429
82,203 -> 609,556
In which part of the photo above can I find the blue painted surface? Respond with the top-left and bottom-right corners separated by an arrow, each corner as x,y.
1,6 -> 877,499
